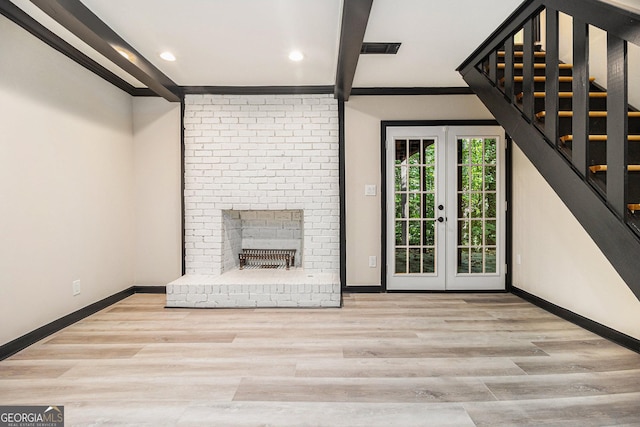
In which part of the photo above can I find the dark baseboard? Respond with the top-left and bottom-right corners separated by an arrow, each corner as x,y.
511,286 -> 640,354
386,289 -> 509,294
133,285 -> 166,294
343,286 -> 509,294
7,284 -> 637,361
343,286 -> 384,293
0,285 -> 167,361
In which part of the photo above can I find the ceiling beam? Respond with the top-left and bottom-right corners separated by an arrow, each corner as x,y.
0,1 -> 138,95
334,0 -> 373,101
30,0 -> 181,102
182,86 -> 334,96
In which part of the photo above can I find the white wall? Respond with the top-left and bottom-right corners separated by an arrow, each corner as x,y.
512,144 -> 640,340
344,95 -> 494,286
132,98 -> 182,286
0,16 -> 135,345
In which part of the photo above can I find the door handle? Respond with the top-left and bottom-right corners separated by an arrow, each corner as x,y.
438,217 -> 445,223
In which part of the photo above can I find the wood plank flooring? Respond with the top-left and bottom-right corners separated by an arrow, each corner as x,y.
1,292 -> 639,426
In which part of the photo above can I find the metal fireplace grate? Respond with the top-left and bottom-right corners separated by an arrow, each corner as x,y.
239,249 -> 296,270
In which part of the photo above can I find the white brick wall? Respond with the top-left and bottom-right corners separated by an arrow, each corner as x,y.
184,94 -> 340,275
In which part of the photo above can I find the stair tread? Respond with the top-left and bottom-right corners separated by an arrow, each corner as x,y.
559,134 -> 640,143
498,51 -> 546,57
589,165 -> 640,173
516,91 -> 607,100
490,50 -> 640,217
498,63 -> 572,69
537,111 -> 640,119
503,76 -> 595,84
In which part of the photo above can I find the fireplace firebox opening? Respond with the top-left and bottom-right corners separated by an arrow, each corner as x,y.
222,209 -> 303,273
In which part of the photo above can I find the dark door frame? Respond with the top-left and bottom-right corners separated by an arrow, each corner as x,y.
379,119 -> 511,292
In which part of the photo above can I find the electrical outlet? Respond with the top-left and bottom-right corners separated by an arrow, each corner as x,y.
368,256 -> 377,268
72,280 -> 81,296
516,254 -> 522,265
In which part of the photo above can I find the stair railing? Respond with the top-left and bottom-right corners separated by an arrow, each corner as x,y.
459,0 -> 640,229
459,0 -> 640,299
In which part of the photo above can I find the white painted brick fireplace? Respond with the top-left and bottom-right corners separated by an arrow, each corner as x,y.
166,94 -> 341,308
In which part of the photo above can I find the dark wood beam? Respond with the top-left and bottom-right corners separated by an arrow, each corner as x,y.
350,87 -> 473,96
335,0 -> 373,101
0,0 -> 137,95
30,0 -> 180,102
182,86 -> 334,95
338,98 -> 346,293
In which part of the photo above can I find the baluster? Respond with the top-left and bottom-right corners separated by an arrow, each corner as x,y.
572,18 -> 589,176
504,37 -> 514,102
545,8 -> 560,150
607,34 -> 628,218
489,51 -> 497,85
522,18 -> 535,121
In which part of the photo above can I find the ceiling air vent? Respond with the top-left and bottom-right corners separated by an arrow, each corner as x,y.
360,42 -> 401,55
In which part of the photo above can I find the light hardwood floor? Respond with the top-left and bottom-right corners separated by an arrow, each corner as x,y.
1,293 -> 640,426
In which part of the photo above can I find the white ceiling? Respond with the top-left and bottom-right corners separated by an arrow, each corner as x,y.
355,0 -> 525,87
9,0 -> 525,90
82,0 -> 343,87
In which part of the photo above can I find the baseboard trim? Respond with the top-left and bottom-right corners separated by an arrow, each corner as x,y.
343,285 -> 383,293
387,289 -> 509,294
0,285 -> 166,361
7,285 -> 636,360
133,285 -> 167,294
511,287 -> 640,354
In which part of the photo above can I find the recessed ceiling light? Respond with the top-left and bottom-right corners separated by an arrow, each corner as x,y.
288,50 -> 304,62
160,51 -> 176,62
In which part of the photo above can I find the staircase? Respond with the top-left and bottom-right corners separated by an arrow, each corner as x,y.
491,44 -> 640,207
458,0 -> 640,300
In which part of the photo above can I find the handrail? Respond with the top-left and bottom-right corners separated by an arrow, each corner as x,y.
457,0 -> 540,72
600,0 -> 640,15
458,0 -> 640,74
546,0 -> 640,46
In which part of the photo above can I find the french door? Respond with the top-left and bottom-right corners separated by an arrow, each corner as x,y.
386,126 -> 506,291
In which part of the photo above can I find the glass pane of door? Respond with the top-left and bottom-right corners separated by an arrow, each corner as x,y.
456,137 -> 498,274
393,138 -> 437,275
